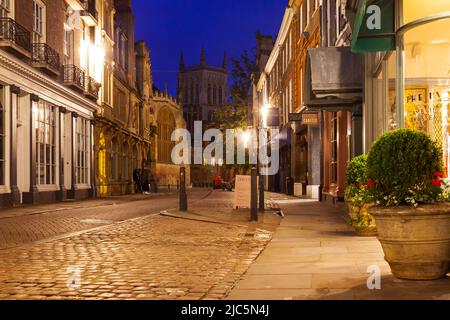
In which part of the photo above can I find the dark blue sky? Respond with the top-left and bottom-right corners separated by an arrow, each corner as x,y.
132,0 -> 286,96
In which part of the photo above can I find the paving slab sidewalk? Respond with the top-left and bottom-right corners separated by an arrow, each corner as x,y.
226,198 -> 450,300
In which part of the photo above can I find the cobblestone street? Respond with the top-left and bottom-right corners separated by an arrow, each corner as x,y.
0,190 -> 274,300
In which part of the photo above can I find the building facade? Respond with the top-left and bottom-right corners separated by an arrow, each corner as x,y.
256,0 -> 363,203
255,1 -> 321,197
152,89 -> 190,188
178,49 -> 228,133
177,49 -> 228,184
301,0 -> 363,203
0,0 -> 106,207
291,0 -> 322,199
354,0 -> 450,176
93,0 -> 153,197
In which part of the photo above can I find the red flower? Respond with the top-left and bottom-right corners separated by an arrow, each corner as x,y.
432,179 -> 442,187
366,179 -> 375,189
434,172 -> 444,178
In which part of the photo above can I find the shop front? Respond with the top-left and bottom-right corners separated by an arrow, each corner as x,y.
303,46 -> 364,203
353,0 -> 450,172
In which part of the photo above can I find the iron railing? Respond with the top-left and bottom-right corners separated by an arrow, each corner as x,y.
32,43 -> 60,72
63,65 -> 85,90
0,18 -> 31,52
85,75 -> 100,100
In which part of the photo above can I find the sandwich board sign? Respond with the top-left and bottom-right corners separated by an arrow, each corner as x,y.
233,175 -> 257,209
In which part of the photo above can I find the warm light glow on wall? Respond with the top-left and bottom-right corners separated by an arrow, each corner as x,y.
98,132 -> 108,196
261,106 -> 269,128
242,130 -> 250,149
90,44 -> 105,83
80,38 -> 105,83
442,90 -> 449,176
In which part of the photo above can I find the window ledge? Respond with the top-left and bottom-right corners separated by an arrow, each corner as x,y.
74,184 -> 91,190
0,186 -> 11,194
37,184 -> 59,192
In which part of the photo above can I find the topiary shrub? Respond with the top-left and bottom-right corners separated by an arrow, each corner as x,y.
346,154 -> 368,186
366,128 -> 443,206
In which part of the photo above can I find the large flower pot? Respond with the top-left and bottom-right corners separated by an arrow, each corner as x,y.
370,203 -> 450,280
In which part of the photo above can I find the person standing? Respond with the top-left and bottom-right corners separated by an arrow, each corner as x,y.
133,169 -> 144,194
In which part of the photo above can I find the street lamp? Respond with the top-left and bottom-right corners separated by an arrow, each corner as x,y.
242,130 -> 250,149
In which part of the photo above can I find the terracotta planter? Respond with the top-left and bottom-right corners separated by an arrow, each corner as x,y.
370,203 -> 450,280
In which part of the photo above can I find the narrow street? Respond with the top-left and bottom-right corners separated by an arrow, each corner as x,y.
0,189 -> 447,300
0,189 -> 211,250
0,189 -> 273,300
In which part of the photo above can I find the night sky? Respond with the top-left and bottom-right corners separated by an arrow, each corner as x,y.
132,0 -> 286,96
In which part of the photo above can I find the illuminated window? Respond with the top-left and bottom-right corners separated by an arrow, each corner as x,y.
75,118 -> 90,184
35,100 -> 56,185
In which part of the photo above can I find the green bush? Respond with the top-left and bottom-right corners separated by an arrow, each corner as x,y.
346,154 -> 368,186
366,129 -> 442,206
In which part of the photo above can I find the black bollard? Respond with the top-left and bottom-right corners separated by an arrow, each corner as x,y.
259,172 -> 265,212
179,167 -> 187,211
250,167 -> 258,221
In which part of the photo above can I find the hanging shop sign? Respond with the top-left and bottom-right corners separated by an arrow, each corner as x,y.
288,113 -> 302,122
351,0 -> 396,52
301,112 -> 319,126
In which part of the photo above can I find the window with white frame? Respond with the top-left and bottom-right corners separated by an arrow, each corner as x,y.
35,100 -> 56,185
63,28 -> 74,65
75,117 -> 90,185
32,0 -> 45,44
0,87 -> 4,185
0,0 -> 10,18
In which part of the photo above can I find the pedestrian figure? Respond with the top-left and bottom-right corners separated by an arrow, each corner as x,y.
133,169 -> 144,193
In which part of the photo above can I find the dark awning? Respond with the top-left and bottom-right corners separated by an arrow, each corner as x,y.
303,46 -> 363,113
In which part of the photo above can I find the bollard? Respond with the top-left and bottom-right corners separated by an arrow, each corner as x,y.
259,172 -> 265,212
250,167 -> 258,221
179,167 -> 187,211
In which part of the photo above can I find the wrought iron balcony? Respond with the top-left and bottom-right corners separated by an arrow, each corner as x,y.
84,75 -> 100,101
63,65 -> 85,92
0,17 -> 31,58
32,43 -> 60,76
81,0 -> 98,26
